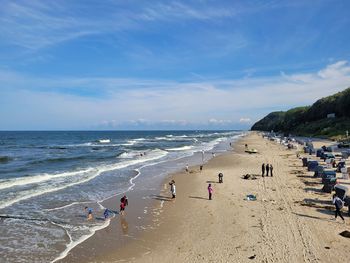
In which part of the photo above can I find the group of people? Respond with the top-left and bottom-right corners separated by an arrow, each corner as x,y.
169,173 -> 221,201
84,194 -> 129,220
261,163 -> 273,177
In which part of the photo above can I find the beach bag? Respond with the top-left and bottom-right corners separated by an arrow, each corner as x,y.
335,198 -> 344,209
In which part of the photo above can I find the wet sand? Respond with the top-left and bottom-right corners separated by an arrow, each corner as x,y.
61,132 -> 350,262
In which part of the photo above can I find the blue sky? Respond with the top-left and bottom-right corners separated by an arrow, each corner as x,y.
1,0 -> 350,130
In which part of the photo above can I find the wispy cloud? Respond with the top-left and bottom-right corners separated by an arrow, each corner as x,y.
0,0 -> 239,51
0,1 -> 96,49
136,1 -> 235,21
1,61 -> 350,130
239,118 -> 251,123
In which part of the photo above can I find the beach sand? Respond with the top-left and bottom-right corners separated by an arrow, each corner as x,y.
62,132 -> 350,263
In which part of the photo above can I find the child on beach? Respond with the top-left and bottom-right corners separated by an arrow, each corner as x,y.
120,195 -> 129,207
104,209 -> 110,220
208,184 -> 213,200
120,201 -> 126,215
169,180 -> 176,199
185,164 -> 189,173
119,194 -> 128,215
85,207 -> 93,220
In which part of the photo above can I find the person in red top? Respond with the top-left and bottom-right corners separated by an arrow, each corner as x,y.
120,194 -> 128,215
208,184 -> 213,200
120,195 -> 128,206
120,201 -> 125,215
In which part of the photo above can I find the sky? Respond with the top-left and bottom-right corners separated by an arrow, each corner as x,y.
1,0 -> 350,130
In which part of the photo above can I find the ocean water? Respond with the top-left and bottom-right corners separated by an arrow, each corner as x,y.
0,130 -> 244,262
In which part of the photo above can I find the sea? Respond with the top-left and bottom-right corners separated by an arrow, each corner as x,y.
0,130 -> 244,262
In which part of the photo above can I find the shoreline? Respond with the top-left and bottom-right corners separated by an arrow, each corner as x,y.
61,132 -> 350,262
57,134 -> 243,262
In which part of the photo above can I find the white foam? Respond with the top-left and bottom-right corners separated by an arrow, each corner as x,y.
134,138 -> 146,141
51,219 -> 111,263
0,171 -> 101,210
56,142 -> 123,148
121,140 -> 137,146
0,168 -> 95,191
98,139 -> 110,143
44,201 -> 91,212
154,136 -> 168,140
154,135 -> 191,141
0,149 -> 168,209
128,169 -> 141,191
118,151 -> 140,159
165,146 -> 194,151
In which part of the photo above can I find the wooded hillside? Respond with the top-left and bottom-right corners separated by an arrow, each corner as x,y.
251,88 -> 350,139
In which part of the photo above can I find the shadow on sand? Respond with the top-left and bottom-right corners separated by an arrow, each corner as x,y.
293,212 -> 332,222
189,196 -> 208,200
304,187 -> 325,194
151,195 -> 173,202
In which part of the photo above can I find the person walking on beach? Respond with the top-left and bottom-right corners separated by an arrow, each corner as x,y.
85,207 -> 93,220
270,164 -> 273,177
119,194 -> 128,215
120,194 -> 129,207
185,164 -> 189,173
208,184 -> 213,200
169,180 -> 176,199
171,181 -> 176,199
262,163 -> 265,177
120,201 -> 126,215
218,172 -> 223,183
332,194 -> 345,223
266,163 -> 270,177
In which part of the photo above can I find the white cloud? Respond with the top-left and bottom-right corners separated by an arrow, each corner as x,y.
239,118 -> 251,123
318,60 -> 350,79
1,61 -> 350,130
208,118 -> 233,125
0,1 -> 238,50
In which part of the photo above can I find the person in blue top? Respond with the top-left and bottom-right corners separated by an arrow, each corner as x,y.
85,207 -> 93,220
104,209 -> 110,220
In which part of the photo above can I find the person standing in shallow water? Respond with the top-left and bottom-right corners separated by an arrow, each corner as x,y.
266,163 -> 270,177
171,181 -> 176,199
85,207 -> 93,220
208,184 -> 213,200
270,164 -> 273,177
262,163 -> 265,177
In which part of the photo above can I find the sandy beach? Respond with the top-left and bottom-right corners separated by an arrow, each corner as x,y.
62,132 -> 350,263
